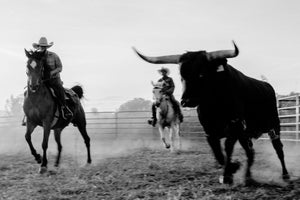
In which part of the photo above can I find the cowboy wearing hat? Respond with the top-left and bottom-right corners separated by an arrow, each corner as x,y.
148,67 -> 184,126
33,37 -> 72,120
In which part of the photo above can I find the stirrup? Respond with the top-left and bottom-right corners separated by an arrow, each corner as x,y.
62,106 -> 73,120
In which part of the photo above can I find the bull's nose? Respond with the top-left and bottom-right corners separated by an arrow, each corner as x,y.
181,98 -> 198,108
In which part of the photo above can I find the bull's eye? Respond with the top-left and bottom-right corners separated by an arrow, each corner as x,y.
30,61 -> 37,68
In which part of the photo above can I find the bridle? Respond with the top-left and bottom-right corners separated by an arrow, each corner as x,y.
27,56 -> 48,93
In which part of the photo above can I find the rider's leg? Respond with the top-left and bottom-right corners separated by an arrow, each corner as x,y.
48,78 -> 73,119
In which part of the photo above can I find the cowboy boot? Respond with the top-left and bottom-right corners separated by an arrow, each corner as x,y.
61,105 -> 73,120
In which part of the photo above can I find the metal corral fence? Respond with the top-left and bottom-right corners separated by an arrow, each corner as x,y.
1,95 -> 300,141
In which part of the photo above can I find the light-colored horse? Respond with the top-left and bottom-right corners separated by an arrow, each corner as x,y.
152,81 -> 181,152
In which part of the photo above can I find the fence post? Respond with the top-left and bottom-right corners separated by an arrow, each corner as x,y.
115,111 -> 119,138
296,95 -> 299,141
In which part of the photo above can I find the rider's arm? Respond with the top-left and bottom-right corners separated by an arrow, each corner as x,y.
161,78 -> 175,95
50,54 -> 62,77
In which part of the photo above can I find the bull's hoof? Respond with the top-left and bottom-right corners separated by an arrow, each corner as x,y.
35,154 -> 42,164
223,175 -> 234,184
38,166 -> 47,174
283,173 -> 290,180
229,161 -> 241,174
219,175 -> 234,184
245,177 -> 256,186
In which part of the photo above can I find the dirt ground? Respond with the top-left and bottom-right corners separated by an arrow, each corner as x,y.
1,134 -> 300,200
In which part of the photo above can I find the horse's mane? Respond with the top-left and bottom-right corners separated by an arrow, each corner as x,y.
28,50 -> 46,60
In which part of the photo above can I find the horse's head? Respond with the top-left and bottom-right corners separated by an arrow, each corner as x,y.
151,81 -> 168,104
25,49 -> 46,93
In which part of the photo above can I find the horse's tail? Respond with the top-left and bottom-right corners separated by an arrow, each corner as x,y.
71,85 -> 84,99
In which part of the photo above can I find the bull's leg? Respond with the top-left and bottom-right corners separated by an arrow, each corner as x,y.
269,129 -> 289,179
54,129 -> 63,167
223,136 -> 239,184
158,126 -> 170,149
25,121 -> 41,164
238,137 -> 255,183
206,136 -> 225,166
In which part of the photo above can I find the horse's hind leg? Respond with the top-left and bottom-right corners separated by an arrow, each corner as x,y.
54,129 -> 63,167
269,129 -> 289,179
25,122 -> 41,164
77,122 -> 92,164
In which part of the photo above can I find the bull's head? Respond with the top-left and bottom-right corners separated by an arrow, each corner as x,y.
133,41 -> 239,107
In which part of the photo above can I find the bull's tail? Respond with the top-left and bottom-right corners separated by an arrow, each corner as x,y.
71,85 -> 84,99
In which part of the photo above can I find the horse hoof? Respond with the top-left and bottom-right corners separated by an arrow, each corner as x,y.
165,144 -> 170,149
39,166 -> 47,174
283,174 -> 290,180
35,154 -> 42,164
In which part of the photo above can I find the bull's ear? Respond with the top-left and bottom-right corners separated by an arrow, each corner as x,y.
24,49 -> 31,58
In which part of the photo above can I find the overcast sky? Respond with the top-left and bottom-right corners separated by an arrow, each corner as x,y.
0,0 -> 299,111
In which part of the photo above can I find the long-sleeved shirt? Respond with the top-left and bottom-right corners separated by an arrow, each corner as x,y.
44,50 -> 63,79
158,76 -> 175,95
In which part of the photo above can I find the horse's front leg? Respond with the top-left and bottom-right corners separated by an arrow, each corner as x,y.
25,121 -> 41,163
174,124 -> 181,151
158,126 -> 170,149
39,122 -> 51,174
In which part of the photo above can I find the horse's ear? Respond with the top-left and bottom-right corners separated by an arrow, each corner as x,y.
24,49 -> 31,58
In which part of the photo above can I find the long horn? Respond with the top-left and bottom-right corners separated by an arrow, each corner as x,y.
207,40 -> 239,60
132,47 -> 181,64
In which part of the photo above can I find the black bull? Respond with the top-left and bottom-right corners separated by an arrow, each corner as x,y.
133,41 -> 290,184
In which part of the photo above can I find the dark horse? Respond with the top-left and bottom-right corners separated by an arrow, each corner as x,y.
24,49 -> 91,173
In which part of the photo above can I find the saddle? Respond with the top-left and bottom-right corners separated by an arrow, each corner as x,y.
48,87 -> 78,128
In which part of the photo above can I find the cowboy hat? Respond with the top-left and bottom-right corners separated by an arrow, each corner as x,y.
158,67 -> 170,75
32,37 -> 54,49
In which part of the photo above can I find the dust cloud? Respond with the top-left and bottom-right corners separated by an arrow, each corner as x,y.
0,125 -> 200,166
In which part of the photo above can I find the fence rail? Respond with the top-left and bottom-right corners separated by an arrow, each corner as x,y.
1,95 -> 300,141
